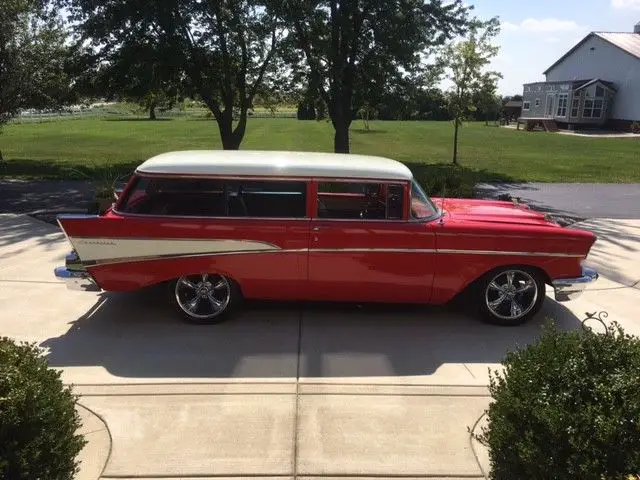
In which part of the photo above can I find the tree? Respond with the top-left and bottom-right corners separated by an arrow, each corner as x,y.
65,0 -> 287,149
96,42 -> 182,120
472,81 -> 502,124
441,17 -> 502,165
0,0 -> 72,158
275,0 -> 471,153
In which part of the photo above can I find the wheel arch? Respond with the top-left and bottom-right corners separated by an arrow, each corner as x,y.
454,263 -> 552,302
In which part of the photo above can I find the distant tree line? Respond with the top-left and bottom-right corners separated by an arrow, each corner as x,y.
2,0 -> 505,164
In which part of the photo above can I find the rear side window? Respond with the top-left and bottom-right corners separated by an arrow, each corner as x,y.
118,176 -> 307,218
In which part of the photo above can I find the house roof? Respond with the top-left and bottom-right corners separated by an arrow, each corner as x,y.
543,32 -> 640,74
504,100 -> 522,108
137,150 -> 414,181
573,78 -> 617,92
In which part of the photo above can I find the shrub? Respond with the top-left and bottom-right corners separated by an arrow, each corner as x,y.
475,322 -> 640,480
630,121 -> 640,134
0,337 -> 86,480
408,164 -> 475,198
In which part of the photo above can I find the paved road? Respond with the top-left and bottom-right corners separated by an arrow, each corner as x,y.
0,179 -> 93,214
476,183 -> 640,220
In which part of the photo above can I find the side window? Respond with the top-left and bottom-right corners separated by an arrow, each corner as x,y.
317,182 -> 405,220
119,177 -> 226,216
227,180 -> 306,218
118,176 -> 307,218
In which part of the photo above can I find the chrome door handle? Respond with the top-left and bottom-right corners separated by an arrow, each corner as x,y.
312,226 -> 321,232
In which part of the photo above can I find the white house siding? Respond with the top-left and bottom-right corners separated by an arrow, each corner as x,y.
545,35 -> 640,121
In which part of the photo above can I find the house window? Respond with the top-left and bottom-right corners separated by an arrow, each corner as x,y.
535,98 -> 540,107
317,182 -> 405,220
523,101 -> 531,111
583,99 -> 604,118
595,86 -> 605,97
570,98 -> 580,118
556,94 -> 568,117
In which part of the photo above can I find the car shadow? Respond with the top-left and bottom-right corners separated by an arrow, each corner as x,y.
41,286 -> 586,380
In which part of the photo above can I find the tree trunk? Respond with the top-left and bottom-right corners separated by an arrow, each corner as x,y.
333,121 -> 350,153
217,108 -> 248,151
149,103 -> 157,120
452,119 -> 460,165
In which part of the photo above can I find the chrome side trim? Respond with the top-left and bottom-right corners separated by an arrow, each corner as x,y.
79,245 -> 583,268
309,248 -> 437,254
552,267 -> 599,301
83,248 -> 438,267
437,249 -> 583,258
54,266 -> 101,292
82,248 -> 307,267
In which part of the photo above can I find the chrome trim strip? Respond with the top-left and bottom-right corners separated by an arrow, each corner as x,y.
309,248 -> 437,254
82,248 -> 307,267
80,245 -> 582,268
437,249 -> 583,258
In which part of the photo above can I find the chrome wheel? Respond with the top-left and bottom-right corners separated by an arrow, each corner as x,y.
484,270 -> 539,321
174,273 -> 231,320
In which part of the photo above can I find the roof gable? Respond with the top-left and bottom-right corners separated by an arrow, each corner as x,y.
543,32 -> 640,75
573,78 -> 617,92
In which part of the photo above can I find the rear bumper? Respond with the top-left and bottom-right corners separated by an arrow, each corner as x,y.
552,267 -> 598,302
54,251 -> 101,292
54,266 -> 101,292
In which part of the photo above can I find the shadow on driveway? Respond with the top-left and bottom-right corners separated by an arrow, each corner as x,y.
41,286 -> 585,380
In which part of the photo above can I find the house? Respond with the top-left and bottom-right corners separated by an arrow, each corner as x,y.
520,22 -> 640,130
503,100 -> 522,122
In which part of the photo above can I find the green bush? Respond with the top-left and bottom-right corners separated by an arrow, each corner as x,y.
408,164 -> 475,198
476,322 -> 640,480
0,337 -> 86,480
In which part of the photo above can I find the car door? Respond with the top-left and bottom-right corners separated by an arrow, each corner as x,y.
306,180 -> 437,304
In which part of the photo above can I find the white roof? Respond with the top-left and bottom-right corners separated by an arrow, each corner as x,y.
136,150 -> 414,181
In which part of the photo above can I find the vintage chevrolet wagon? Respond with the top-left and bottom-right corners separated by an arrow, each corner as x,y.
55,150 -> 598,325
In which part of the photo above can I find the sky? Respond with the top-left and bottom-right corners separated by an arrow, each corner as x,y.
470,0 -> 640,95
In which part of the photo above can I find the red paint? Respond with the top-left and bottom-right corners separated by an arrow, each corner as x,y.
58,174 -> 597,306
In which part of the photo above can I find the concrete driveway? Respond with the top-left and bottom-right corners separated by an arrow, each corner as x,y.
1,213 -> 639,479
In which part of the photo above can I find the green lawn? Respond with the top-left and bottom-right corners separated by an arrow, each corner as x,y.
1,116 -> 639,182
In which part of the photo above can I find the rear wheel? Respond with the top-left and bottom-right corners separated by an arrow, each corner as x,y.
170,273 -> 241,324
476,268 -> 545,326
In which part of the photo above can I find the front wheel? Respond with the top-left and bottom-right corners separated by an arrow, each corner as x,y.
169,273 -> 241,324
476,268 -> 546,326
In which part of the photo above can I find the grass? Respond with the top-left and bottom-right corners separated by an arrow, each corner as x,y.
1,116 -> 639,183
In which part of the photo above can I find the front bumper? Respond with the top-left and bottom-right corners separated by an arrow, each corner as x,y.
552,267 -> 599,302
54,251 -> 101,292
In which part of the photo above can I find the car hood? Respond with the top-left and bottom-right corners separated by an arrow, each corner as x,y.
433,197 -> 557,227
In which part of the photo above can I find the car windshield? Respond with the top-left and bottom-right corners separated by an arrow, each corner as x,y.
410,179 -> 439,220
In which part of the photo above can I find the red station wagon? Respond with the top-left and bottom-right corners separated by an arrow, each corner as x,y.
55,150 -> 598,325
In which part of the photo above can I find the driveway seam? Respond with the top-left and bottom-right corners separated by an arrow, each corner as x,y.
469,412 -> 489,480
76,401 -> 113,479
293,307 -> 304,480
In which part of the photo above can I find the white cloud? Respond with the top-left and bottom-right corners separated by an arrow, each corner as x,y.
611,0 -> 640,10
502,18 -> 583,34
544,37 -> 560,43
